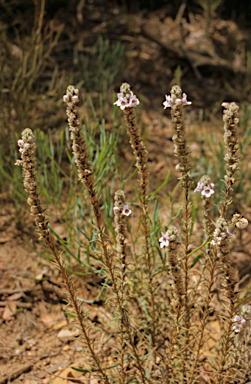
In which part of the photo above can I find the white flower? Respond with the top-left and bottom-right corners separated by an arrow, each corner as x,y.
114,96 -> 129,110
63,95 -> 69,103
129,94 -> 140,107
72,95 -> 79,104
122,205 -> 131,216
113,206 -> 120,213
201,184 -> 214,198
211,236 -> 222,246
159,231 -> 170,248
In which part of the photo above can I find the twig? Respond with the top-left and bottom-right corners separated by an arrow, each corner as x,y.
0,301 -> 32,308
141,25 -> 247,76
0,349 -> 63,384
0,287 -> 40,295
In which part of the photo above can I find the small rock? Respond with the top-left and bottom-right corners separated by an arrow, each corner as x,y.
57,329 -> 78,339
62,344 -> 70,351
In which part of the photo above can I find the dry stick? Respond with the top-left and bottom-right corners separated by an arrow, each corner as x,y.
16,128 -> 109,384
0,350 -> 63,384
120,84 -> 156,346
64,86 -> 147,384
168,85 -> 192,383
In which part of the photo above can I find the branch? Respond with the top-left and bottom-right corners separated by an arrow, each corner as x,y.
141,24 -> 247,78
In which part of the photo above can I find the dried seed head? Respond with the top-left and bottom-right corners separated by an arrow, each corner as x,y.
236,218 -> 248,229
17,128 -> 54,245
232,213 -> 248,229
120,82 -> 131,97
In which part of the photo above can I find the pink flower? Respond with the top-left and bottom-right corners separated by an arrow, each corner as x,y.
201,185 -> 214,198
129,94 -> 140,107
226,227 -> 235,239
233,315 -> 246,333
194,181 -> 203,192
233,323 -> 242,333
159,231 -> 169,248
122,205 -> 131,216
113,206 -> 120,213
114,96 -> 129,110
163,93 -> 192,109
114,91 -> 140,110
176,93 -> 192,106
163,95 -> 173,109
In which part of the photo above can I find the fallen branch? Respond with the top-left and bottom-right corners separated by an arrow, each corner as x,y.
0,287 -> 39,295
0,301 -> 32,308
0,363 -> 32,384
0,349 -> 63,384
141,24 -> 247,78
41,280 -> 66,300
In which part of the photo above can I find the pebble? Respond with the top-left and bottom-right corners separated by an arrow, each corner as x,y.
57,329 -> 78,339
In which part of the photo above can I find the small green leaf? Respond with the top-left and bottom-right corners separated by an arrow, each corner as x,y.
44,253 -> 56,263
147,171 -> 171,200
189,253 -> 203,269
190,205 -> 196,236
65,312 -> 76,318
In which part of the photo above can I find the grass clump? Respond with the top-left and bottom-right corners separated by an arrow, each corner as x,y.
15,82 -> 251,383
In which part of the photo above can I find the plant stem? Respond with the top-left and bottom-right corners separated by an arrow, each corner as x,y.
188,251 -> 218,384
123,104 -> 156,346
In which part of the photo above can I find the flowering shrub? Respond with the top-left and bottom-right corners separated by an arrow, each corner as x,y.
15,82 -> 251,383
